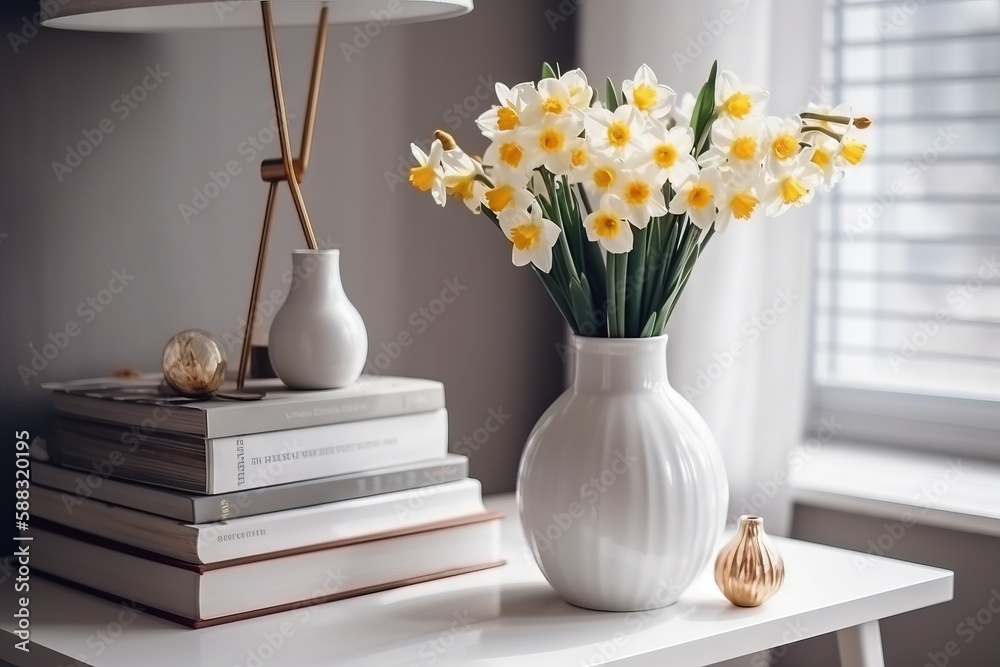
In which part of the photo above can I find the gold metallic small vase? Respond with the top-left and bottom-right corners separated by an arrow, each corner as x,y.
714,515 -> 785,607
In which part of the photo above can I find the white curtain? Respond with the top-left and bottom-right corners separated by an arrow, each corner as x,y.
581,0 -> 827,533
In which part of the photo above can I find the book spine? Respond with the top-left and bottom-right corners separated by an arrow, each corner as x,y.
191,456 -> 468,523
206,383 -> 445,438
197,479 -> 483,563
207,409 -> 448,494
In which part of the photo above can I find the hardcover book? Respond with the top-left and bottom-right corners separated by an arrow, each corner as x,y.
31,455 -> 468,522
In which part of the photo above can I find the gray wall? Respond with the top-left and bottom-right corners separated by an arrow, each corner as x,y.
0,0 -> 573,495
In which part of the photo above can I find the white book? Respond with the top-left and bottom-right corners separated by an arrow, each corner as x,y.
33,478 -> 484,564
33,514 -> 503,626
54,408 -> 449,493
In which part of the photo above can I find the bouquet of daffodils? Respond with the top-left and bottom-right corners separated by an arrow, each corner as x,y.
408,62 -> 869,337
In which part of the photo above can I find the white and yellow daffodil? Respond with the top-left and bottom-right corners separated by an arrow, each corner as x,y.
527,115 -> 586,174
621,64 -> 676,119
483,165 -> 534,214
408,139 -> 446,206
476,82 -> 537,139
839,134 -> 867,167
560,68 -> 595,111
671,91 -> 697,128
615,163 -> 668,229
546,137 -> 592,183
714,173 -> 762,233
715,71 -> 769,120
582,151 -> 625,203
699,114 -> 766,174
483,130 -> 536,179
763,153 -> 822,216
584,195 -> 633,254
807,136 -> 847,192
639,118 -> 698,185
584,104 -> 645,159
764,115 -> 804,173
442,150 -> 488,213
668,167 -> 723,230
498,205 -> 561,273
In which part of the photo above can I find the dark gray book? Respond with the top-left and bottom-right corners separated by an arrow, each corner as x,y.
31,455 -> 468,523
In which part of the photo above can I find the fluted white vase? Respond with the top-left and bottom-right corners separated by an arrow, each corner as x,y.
517,335 -> 728,612
269,249 -> 367,390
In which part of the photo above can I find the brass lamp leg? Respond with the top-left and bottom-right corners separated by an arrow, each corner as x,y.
235,4 -> 330,391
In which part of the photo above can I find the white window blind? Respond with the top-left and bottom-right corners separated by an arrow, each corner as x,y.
811,0 -> 1000,455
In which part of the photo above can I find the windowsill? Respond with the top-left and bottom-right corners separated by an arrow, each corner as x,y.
788,441 -> 1000,538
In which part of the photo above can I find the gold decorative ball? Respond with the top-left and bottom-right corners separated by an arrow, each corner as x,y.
162,329 -> 227,397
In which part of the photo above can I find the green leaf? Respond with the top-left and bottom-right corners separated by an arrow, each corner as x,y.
640,312 -> 657,338
569,277 -> 595,335
533,266 -> 580,335
625,226 -> 647,337
615,253 -> 627,337
690,60 -> 718,150
605,77 -> 619,112
541,62 -> 557,81
606,253 -> 618,337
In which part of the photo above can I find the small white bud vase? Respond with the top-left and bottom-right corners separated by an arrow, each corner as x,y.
517,335 -> 729,612
268,249 -> 367,390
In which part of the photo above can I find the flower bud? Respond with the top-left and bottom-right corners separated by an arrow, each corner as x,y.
434,130 -> 457,151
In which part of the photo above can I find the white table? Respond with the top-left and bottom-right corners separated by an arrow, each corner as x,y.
0,494 -> 952,667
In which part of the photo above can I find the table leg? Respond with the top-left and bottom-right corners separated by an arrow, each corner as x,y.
837,621 -> 885,667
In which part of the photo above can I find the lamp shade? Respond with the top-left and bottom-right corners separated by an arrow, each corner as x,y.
41,0 -> 473,31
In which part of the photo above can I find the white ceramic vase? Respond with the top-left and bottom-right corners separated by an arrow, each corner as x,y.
268,249 -> 368,390
517,335 -> 729,612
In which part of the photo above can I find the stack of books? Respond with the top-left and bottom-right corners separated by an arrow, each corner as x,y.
32,374 -> 502,627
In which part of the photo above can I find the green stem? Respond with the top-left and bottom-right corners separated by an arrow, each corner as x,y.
606,252 -> 618,337
625,226 -> 647,337
801,125 -> 844,142
615,253 -> 627,337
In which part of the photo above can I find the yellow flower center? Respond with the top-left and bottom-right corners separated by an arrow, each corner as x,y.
841,139 -> 866,165
593,213 -> 621,239
499,141 -> 524,168
497,106 -> 519,131
654,143 -> 678,170
730,191 -> 759,220
409,163 -> 436,192
592,167 -> 615,190
510,223 -> 541,251
539,128 -> 565,153
624,181 -> 650,206
724,92 -> 752,118
771,134 -> 799,161
811,146 -> 831,168
685,182 -> 713,209
607,121 -> 630,148
779,176 -> 808,204
485,185 -> 514,212
632,83 -> 658,112
570,148 -> 588,168
446,175 -> 476,201
541,98 -> 566,115
731,136 -> 757,161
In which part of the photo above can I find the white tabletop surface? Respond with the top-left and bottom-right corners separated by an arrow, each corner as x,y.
0,494 -> 952,667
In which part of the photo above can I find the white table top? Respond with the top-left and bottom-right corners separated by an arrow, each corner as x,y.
0,494 -> 953,667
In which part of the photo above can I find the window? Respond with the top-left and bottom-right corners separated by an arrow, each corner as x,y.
810,0 -> 1000,458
